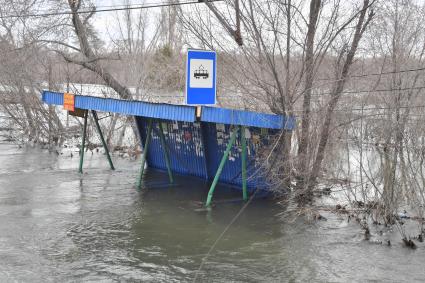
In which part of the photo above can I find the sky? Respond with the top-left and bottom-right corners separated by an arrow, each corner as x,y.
89,0 -> 214,46
91,0 -> 163,43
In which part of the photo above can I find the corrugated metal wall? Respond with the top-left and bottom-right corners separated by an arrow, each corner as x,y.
202,122 -> 276,190
136,117 -> 279,191
136,117 -> 209,179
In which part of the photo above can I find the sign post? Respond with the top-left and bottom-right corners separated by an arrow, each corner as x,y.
186,49 -> 216,105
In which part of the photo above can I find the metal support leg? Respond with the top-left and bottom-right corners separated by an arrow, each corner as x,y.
137,119 -> 153,189
206,127 -> 239,207
91,110 -> 115,170
158,122 -> 173,183
241,126 -> 248,201
78,110 -> 88,174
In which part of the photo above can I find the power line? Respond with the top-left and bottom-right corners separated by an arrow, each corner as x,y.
218,97 -> 425,114
317,66 -> 425,81
89,0 -> 204,9
219,84 -> 425,97
70,85 -> 425,103
91,1 -> 183,9
68,91 -> 425,114
0,0 -> 224,19
288,104 -> 425,114
315,85 -> 425,96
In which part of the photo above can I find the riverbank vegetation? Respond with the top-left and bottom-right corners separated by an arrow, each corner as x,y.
0,0 -> 424,247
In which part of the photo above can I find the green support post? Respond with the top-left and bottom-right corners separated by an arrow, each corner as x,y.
241,126 -> 248,201
91,110 -> 115,170
158,122 -> 173,183
206,127 -> 239,207
137,119 -> 153,189
78,110 -> 88,174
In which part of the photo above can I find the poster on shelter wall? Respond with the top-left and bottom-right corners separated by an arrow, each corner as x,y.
63,93 -> 75,111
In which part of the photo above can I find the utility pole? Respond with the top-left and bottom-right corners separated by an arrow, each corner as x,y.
48,62 -> 53,151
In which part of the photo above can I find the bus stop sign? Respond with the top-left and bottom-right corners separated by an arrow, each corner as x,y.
186,49 -> 216,105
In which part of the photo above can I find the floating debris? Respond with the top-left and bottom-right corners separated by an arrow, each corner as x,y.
402,238 -> 417,249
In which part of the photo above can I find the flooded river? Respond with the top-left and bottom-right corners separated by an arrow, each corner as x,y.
0,141 -> 424,282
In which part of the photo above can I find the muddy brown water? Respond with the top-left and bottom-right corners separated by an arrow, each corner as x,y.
0,141 -> 424,282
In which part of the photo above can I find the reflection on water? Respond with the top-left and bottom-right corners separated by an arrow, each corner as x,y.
0,142 -> 424,282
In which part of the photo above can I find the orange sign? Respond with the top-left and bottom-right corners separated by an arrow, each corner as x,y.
63,93 -> 75,111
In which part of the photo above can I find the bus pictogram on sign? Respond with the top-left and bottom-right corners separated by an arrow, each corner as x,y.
194,65 -> 209,79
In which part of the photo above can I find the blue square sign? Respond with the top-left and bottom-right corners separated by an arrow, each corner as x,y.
186,49 -> 216,105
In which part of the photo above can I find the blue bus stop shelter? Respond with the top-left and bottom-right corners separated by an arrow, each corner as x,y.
42,91 -> 295,206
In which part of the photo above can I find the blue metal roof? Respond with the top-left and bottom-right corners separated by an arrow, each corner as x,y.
42,90 -> 295,129
201,106 -> 295,130
42,91 -> 196,122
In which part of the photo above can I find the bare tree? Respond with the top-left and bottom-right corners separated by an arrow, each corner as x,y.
180,0 -> 377,202
0,0 -> 64,144
307,0 -> 375,194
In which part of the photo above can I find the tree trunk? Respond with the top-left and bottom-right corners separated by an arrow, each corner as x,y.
66,0 -> 140,144
297,0 -> 321,183
308,0 -> 374,189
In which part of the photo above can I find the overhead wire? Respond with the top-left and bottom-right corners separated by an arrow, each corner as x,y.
316,66 -> 425,81
77,83 -> 425,99
70,91 -> 425,115
0,0 -> 224,19
218,84 -> 425,97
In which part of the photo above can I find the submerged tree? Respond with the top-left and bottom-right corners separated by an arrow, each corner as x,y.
0,0 -> 64,144
179,0 -> 377,203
